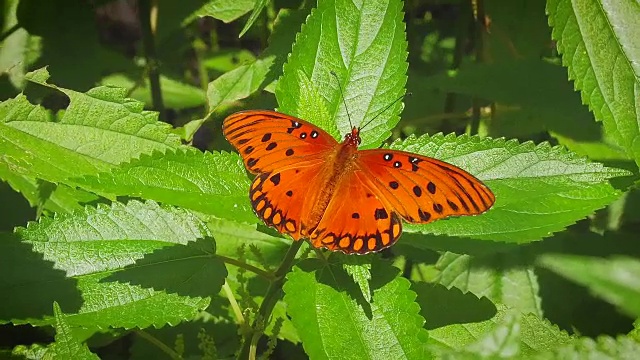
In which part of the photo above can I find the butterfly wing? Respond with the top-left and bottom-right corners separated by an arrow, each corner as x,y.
224,110 -> 340,241
308,171 -> 403,254
355,149 -> 495,224
223,110 -> 338,173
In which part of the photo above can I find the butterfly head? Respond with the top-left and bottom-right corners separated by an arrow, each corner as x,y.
344,126 -> 362,147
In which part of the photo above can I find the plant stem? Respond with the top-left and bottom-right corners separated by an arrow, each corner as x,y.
138,0 -> 165,119
469,0 -> 486,136
217,254 -> 275,280
136,329 -> 182,359
237,240 -> 303,359
0,24 -> 20,42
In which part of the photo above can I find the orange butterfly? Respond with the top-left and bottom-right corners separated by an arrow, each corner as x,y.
223,111 -> 495,254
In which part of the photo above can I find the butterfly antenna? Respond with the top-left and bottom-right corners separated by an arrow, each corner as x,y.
330,71 -> 353,129
359,92 -> 412,131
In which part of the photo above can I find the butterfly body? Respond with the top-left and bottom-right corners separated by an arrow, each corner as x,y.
223,110 -> 495,254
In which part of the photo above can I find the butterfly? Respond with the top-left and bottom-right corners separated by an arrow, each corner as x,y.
223,110 -> 495,254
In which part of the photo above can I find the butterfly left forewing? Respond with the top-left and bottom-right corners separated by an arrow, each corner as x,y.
223,110 -> 338,174
355,149 -> 495,224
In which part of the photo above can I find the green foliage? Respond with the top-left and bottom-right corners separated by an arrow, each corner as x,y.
1,0 -> 640,359
283,256 -> 430,359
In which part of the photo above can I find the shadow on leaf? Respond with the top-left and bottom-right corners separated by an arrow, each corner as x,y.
103,237 -> 227,298
412,282 -> 496,330
0,234 -> 82,321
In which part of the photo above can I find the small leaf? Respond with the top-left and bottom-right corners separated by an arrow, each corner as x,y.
464,311 -> 520,358
341,255 -> 374,303
206,58 -> 273,110
239,0 -> 269,37
46,302 -> 99,360
538,255 -> 640,318
283,256 -> 429,359
189,0 -> 258,23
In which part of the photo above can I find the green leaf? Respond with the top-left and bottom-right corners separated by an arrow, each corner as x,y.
538,255 -> 640,318
283,256 -> 429,360
394,134 -> 629,242
189,0 -> 257,23
0,165 -> 98,215
206,58 -> 273,110
74,148 -> 256,224
463,311 -> 520,358
239,0 -> 268,37
101,74 -> 206,110
47,302 -> 99,360
412,283 -> 497,331
427,305 -> 573,357
552,131 -> 631,162
203,49 -> 256,72
106,238 -> 227,298
433,251 -> 542,316
0,69 -> 181,188
533,335 -> 640,360
3,201 -> 213,328
208,218 -> 290,264
205,8 -> 309,108
547,0 -> 640,166
276,0 -> 408,148
0,0 -> 32,90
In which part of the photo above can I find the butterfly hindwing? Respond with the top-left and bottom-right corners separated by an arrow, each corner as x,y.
309,173 -> 402,254
249,165 -> 329,241
355,149 -> 495,224
223,111 -> 338,174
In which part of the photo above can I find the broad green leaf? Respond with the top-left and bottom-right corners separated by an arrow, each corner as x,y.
3,201 -> 215,329
395,134 -> 629,242
189,0 -> 257,23
74,148 -> 255,224
283,256 -> 429,360
276,0 -> 408,148
46,302 -> 99,360
101,74 -> 206,110
533,335 -> 640,360
434,251 -> 542,316
0,69 -> 181,189
547,0 -> 640,166
538,255 -> 640,318
427,305 -> 573,357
